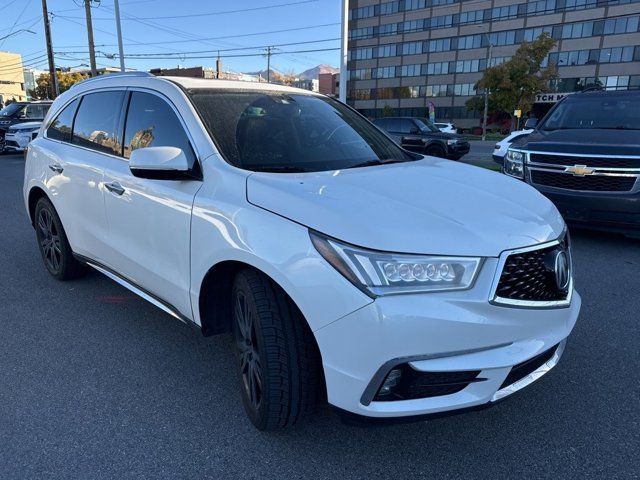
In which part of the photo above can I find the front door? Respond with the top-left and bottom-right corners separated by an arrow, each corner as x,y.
101,90 -> 202,319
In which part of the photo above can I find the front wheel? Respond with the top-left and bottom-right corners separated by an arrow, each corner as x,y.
231,269 -> 322,430
425,145 -> 446,158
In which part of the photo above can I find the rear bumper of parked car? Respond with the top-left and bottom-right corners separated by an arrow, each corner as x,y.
536,186 -> 640,235
313,258 -> 581,418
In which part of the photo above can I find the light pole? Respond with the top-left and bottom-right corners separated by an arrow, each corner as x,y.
113,0 -> 126,72
482,42 -> 493,141
339,0 -> 348,102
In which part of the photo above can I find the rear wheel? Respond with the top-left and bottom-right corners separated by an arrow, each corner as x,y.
34,197 -> 86,280
231,269 -> 322,430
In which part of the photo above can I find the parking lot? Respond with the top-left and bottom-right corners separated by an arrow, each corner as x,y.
1,153 -> 639,479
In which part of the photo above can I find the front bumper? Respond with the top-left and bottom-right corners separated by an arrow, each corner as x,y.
533,184 -> 640,234
313,257 -> 581,418
447,142 -> 470,158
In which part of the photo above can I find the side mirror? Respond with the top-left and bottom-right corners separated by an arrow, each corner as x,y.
524,118 -> 538,129
129,146 -> 197,180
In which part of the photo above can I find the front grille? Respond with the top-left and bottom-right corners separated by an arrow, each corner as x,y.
499,345 -> 557,390
374,366 -> 483,401
530,170 -> 636,192
530,153 -> 640,169
495,239 -> 569,302
4,140 -> 19,148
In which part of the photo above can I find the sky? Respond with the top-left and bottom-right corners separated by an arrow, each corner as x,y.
0,0 -> 342,75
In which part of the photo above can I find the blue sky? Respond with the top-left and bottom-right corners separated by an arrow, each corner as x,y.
1,0 -> 341,75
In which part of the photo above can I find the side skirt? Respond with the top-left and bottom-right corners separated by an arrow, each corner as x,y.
74,254 -> 196,327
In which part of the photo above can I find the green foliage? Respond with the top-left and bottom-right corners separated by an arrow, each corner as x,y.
381,104 -> 395,117
27,72 -> 89,100
473,33 -> 558,120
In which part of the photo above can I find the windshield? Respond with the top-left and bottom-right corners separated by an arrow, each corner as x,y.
0,103 -> 23,118
417,118 -> 441,133
541,93 -> 640,130
189,89 -> 414,172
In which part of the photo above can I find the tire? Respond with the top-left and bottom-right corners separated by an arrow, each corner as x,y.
425,145 -> 446,158
231,269 -> 322,430
34,197 -> 87,281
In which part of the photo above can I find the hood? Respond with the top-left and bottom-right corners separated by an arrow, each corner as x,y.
514,129 -> 640,156
246,158 -> 565,257
8,121 -> 42,131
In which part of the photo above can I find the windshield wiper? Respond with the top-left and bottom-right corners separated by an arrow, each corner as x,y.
347,159 -> 405,169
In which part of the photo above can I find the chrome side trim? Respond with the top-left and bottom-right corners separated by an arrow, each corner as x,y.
84,260 -> 191,325
491,340 -> 566,402
488,236 -> 573,309
517,149 -> 640,159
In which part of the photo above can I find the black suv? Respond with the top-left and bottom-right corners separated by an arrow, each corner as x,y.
0,101 -> 52,151
503,89 -> 640,236
373,117 -> 470,160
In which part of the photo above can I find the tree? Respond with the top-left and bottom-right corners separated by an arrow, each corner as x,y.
28,72 -> 89,100
467,33 -> 558,130
381,104 -> 395,117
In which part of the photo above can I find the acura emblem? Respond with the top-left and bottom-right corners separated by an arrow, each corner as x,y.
565,164 -> 595,176
554,251 -> 570,291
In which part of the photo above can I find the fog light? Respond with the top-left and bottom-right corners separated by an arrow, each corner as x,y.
378,368 -> 402,396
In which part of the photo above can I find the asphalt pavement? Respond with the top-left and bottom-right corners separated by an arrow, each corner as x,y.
1,153 -> 639,479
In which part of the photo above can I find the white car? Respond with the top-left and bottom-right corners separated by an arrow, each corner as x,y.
23,72 -> 580,430
434,122 -> 457,134
4,121 -> 42,152
493,129 -> 534,165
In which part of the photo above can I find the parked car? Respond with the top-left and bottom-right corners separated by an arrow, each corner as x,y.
493,129 -> 534,165
373,117 -> 470,160
0,101 -> 51,151
434,122 -> 457,134
503,89 -> 640,237
3,121 -> 42,153
24,72 -> 580,430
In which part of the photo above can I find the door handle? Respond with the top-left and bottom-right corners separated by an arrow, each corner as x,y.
48,163 -> 63,174
104,181 -> 125,196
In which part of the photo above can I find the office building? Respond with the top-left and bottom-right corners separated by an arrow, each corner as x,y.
346,0 -> 640,127
0,52 -> 27,104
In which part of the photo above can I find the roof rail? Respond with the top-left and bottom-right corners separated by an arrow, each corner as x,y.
71,71 -> 155,89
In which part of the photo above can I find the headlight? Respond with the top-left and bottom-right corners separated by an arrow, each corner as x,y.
504,149 -> 525,179
310,232 -> 482,296
446,139 -> 458,145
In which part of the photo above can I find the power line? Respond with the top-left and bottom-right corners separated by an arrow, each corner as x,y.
54,22 -> 340,49
57,38 -> 341,57
52,0 -> 319,20
0,0 -> 34,49
88,46 -> 340,61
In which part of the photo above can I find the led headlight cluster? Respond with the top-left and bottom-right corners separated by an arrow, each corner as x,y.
504,149 -> 525,179
310,232 -> 481,296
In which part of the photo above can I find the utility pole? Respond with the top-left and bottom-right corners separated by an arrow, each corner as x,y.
113,0 -> 125,72
216,51 -> 222,79
339,0 -> 348,102
264,46 -> 274,83
84,0 -> 98,77
40,0 -> 58,99
482,43 -> 493,141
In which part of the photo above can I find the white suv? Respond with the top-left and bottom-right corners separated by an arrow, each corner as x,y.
23,72 -> 581,430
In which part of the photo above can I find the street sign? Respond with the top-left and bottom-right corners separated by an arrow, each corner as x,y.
514,109 -> 522,118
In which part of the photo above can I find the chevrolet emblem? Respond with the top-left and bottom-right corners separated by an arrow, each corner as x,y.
564,164 -> 595,176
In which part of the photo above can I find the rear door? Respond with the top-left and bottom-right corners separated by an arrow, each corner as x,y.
41,91 -> 124,260
100,89 -> 202,318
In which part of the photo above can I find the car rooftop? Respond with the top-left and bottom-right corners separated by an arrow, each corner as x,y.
71,71 -> 321,96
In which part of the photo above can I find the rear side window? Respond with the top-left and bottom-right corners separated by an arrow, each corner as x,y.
46,99 -> 79,142
386,118 -> 401,132
72,91 -> 124,155
399,119 -> 415,134
23,104 -> 49,119
123,91 -> 194,162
